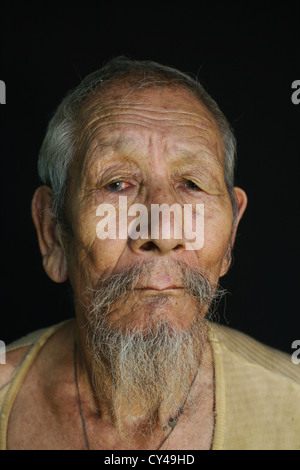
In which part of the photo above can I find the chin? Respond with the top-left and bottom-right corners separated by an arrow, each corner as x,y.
109,293 -> 198,334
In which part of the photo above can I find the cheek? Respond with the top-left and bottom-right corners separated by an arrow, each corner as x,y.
68,208 -> 128,286
195,203 -> 232,274
84,239 -> 127,275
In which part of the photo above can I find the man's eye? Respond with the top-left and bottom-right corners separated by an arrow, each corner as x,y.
185,180 -> 201,191
106,181 -> 129,192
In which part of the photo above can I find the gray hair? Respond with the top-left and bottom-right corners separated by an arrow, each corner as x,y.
37,56 -> 238,234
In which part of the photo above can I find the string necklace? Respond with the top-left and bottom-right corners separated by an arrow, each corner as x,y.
73,340 -> 200,450
74,341 -> 90,450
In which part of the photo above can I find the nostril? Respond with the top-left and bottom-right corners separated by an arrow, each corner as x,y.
140,241 -> 156,251
173,244 -> 184,251
139,241 -> 184,252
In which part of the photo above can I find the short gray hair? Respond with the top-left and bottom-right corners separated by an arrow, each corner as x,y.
38,56 -> 238,234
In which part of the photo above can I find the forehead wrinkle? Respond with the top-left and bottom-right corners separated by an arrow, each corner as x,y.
83,96 -> 214,121
77,98 -> 223,181
82,131 -> 223,180
77,84 -> 223,152
81,115 -> 213,141
79,92 -> 218,144
77,88 -> 221,149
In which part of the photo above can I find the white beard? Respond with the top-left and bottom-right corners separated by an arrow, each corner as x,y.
87,311 -> 206,440
82,260 -> 222,439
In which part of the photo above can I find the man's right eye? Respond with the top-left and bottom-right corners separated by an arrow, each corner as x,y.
106,181 -> 130,192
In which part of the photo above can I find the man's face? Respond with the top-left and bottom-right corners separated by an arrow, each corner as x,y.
65,85 -> 236,331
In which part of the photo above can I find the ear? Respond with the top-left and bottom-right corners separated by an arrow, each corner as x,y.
220,187 -> 248,276
31,186 -> 68,283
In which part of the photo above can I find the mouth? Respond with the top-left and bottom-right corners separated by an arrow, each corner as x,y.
134,273 -> 184,292
135,286 -> 183,291
134,284 -> 184,298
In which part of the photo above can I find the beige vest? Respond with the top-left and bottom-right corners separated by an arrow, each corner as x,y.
0,321 -> 299,449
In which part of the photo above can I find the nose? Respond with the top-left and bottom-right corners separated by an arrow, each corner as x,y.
131,235 -> 185,256
128,191 -> 186,256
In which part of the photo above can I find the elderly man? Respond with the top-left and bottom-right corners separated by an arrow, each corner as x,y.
0,58 -> 299,450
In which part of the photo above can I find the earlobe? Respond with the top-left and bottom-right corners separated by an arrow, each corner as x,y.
31,186 -> 68,283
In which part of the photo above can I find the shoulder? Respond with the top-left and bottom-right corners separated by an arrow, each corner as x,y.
0,328 -> 47,391
0,321 -> 72,392
0,346 -> 30,392
208,321 -> 300,385
208,322 -> 300,449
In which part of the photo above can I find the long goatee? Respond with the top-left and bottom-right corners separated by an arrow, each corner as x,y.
83,260 -> 224,439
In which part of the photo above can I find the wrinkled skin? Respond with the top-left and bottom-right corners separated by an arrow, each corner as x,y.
33,85 -> 247,330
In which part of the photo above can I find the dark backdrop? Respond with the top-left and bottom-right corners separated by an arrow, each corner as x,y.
0,4 -> 299,353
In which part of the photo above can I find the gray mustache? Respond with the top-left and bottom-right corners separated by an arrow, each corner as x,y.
86,260 -> 226,320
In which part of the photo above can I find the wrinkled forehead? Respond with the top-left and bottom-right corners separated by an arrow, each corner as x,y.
73,82 -> 224,173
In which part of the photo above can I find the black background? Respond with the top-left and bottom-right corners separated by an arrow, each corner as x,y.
0,4 -> 299,352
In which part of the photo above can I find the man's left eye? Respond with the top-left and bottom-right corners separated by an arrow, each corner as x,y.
185,180 -> 201,190
106,181 -> 129,192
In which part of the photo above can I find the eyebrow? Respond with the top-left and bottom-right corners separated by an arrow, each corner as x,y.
93,136 -> 136,157
169,149 -> 223,179
81,136 -> 137,173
